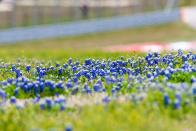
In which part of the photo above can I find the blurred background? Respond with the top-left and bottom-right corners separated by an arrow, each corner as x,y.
0,0 -> 182,28
0,0 -> 195,52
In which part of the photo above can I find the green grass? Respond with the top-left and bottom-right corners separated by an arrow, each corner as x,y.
1,103 -> 196,131
169,72 -> 196,83
0,22 -> 196,52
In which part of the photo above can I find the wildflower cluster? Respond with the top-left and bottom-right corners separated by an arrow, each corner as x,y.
0,50 -> 195,111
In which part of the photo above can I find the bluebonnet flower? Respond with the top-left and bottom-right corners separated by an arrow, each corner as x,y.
72,77 -> 78,83
82,84 -> 92,94
175,92 -> 182,103
174,99 -> 180,109
101,63 -> 106,68
68,58 -> 72,65
60,105 -> 65,111
93,84 -> 102,92
182,55 -> 188,62
55,96 -> 66,104
168,63 -> 173,68
191,77 -> 196,83
7,78 -> 14,84
36,66 -> 41,73
65,125 -> 73,131
99,69 -> 105,76
85,59 -> 92,66
102,96 -> 110,104
56,81 -> 64,90
45,98 -> 53,109
56,63 -> 60,67
39,70 -> 45,78
34,83 -> 39,95
33,95 -> 40,103
91,70 -> 97,79
1,81 -> 8,86
105,76 -> 111,84
115,85 -> 121,92
63,64 -> 68,69
101,88 -> 106,92
15,69 -> 22,78
10,96 -> 17,104
11,65 -> 16,71
40,103 -> 45,110
14,88 -> 19,96
111,88 -> 116,94
192,86 -> 196,96
191,54 -> 196,61
40,82 -> 45,93
66,81 -> 73,89
49,82 -> 55,92
178,49 -> 183,56
26,65 -> 31,72
163,93 -> 170,106
85,73 -> 91,80
58,68 -> 63,75
164,70 -> 170,79
147,72 -> 152,78
50,66 -> 55,70
72,66 -> 77,72
0,89 -> 6,102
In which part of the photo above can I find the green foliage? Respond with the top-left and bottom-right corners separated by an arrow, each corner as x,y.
169,72 -> 196,83
0,103 -> 196,131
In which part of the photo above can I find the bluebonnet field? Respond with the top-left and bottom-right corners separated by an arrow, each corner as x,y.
0,50 -> 196,131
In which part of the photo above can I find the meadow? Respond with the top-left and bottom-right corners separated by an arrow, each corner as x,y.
0,23 -> 196,131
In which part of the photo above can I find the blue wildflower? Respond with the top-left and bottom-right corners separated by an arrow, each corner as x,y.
14,88 -> 19,97
66,81 -> 73,89
93,84 -> 102,92
173,99 -> 180,109
0,89 -> 6,102
58,68 -> 63,75
182,55 -> 188,62
45,98 -> 52,109
65,125 -> 73,131
163,93 -> 170,106
102,96 -> 110,104
10,96 -> 17,104
26,65 -> 31,72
